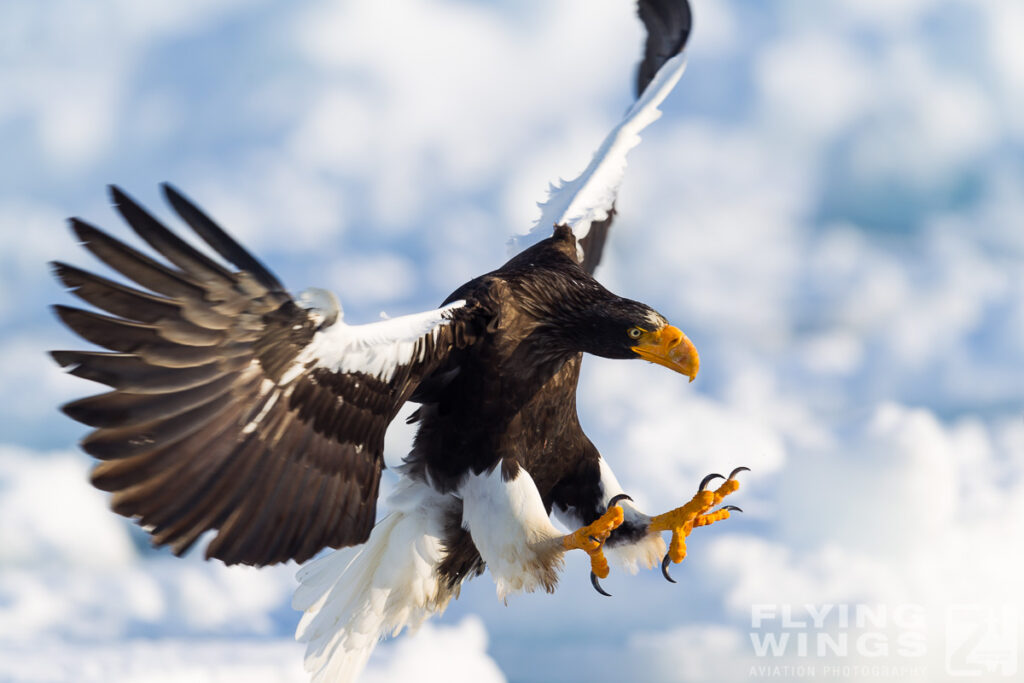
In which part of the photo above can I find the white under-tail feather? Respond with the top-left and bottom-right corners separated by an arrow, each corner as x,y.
293,478 -> 456,683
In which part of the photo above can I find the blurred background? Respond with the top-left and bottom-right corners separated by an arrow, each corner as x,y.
2,0 -> 1022,681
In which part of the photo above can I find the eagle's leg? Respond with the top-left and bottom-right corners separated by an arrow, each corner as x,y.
648,466 -> 748,582
560,500 -> 626,593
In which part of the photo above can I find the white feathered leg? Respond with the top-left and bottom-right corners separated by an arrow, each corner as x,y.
458,463 -> 566,601
293,477 -> 457,683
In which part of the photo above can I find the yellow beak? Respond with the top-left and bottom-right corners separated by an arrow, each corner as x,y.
631,325 -> 700,382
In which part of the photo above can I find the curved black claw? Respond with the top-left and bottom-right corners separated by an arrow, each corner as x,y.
591,571 -> 612,597
608,493 -> 633,508
661,553 -> 678,584
698,473 -> 725,492
589,535 -> 601,545
727,466 -> 750,480
722,505 -> 743,513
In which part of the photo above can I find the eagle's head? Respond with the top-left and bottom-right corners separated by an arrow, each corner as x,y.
570,297 -> 700,381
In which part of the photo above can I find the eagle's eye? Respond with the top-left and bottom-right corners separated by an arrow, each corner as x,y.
627,327 -> 644,340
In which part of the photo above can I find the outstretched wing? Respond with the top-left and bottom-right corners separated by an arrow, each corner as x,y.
514,0 -> 693,274
52,184 -> 484,566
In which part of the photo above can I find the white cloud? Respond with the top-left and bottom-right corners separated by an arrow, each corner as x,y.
363,617 -> 505,683
776,404 -> 961,556
182,156 -> 348,254
0,0 -> 257,169
174,563 -> 292,633
983,0 -> 1024,137
0,332 -> 85,427
0,637 -> 307,683
290,0 -> 643,229
0,447 -> 134,569
800,220 -> 1020,404
325,253 -> 417,309
689,0 -> 738,56
628,623 -> 745,683
0,445 -> 297,645
836,0 -> 940,32
848,49 -> 997,188
755,35 -> 872,143
37,78 -> 120,169
612,120 -> 808,347
0,200 -> 80,312
0,618 -> 504,683
800,330 -> 865,376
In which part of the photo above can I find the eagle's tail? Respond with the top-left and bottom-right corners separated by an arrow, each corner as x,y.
292,477 -> 455,683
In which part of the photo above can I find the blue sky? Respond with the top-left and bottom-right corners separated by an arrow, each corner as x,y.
2,1 -> 1023,681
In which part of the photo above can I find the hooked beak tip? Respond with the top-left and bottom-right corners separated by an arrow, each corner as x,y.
631,324 -> 699,381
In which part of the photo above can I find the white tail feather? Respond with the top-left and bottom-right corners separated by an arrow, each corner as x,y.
293,478 -> 456,683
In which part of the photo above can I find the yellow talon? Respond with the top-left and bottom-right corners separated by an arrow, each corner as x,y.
562,504 -> 624,584
590,548 -> 611,580
648,490 -> 714,533
649,468 -> 748,576
694,508 -> 731,527
563,505 -> 623,553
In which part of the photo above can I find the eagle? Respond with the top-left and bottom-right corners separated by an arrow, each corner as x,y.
51,1 -> 746,680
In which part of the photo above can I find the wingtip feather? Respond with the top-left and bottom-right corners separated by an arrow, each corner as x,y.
49,260 -> 66,281
160,181 -> 182,204
50,349 -> 76,369
69,217 -> 95,242
107,184 -> 126,209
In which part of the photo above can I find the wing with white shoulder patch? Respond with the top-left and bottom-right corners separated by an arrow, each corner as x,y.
304,300 -> 467,383
511,0 -> 693,274
52,183 -> 482,568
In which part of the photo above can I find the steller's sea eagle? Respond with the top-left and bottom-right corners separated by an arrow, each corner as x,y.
51,0 -> 746,680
